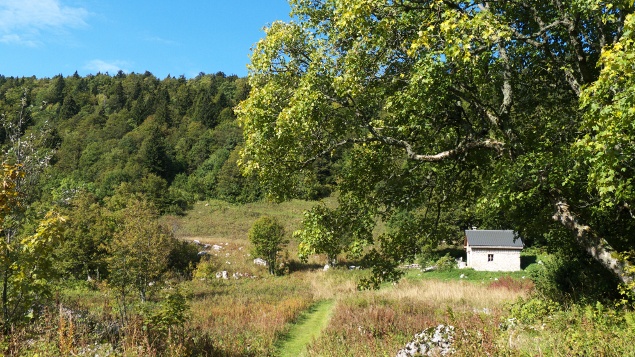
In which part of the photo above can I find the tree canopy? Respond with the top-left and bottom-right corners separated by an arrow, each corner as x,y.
238,0 -> 635,287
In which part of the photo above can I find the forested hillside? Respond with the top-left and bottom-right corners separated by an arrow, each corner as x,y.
0,71 -> 329,214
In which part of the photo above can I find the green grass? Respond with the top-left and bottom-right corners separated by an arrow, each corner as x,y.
162,198 -> 336,241
276,299 -> 335,357
406,268 -> 529,282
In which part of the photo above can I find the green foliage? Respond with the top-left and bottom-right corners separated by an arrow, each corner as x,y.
54,190 -> 109,280
238,0 -> 635,289
146,287 -> 190,336
0,71 -> 261,218
508,297 -> 560,325
529,248 -> 621,304
167,240 -> 201,278
249,216 -> 288,275
0,164 -> 66,330
192,257 -> 223,280
107,198 -> 177,309
295,197 -> 374,267
434,254 -> 456,272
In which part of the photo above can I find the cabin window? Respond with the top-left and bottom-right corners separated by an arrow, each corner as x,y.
487,254 -> 493,262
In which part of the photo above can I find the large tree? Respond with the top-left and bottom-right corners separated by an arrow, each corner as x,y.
238,0 -> 635,286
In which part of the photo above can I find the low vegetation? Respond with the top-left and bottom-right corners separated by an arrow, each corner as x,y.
1,198 -> 630,356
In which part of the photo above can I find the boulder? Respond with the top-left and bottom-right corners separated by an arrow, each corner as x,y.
396,324 -> 455,357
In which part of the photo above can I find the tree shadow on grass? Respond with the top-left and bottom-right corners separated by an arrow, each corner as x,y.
520,255 -> 537,269
288,261 -> 326,273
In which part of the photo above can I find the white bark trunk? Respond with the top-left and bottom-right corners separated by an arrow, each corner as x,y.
552,200 -> 633,285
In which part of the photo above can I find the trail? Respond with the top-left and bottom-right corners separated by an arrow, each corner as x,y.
276,299 -> 335,357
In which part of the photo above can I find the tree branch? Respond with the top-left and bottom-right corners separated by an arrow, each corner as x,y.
367,124 -> 505,162
552,199 -> 634,286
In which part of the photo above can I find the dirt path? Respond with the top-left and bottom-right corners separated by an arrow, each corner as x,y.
276,299 -> 335,357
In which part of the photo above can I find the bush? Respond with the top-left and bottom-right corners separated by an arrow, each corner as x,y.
434,254 -> 456,272
167,240 -> 201,278
530,249 -> 621,304
248,216 -> 288,275
192,257 -> 223,280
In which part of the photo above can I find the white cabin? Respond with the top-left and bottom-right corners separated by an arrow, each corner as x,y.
464,230 -> 523,271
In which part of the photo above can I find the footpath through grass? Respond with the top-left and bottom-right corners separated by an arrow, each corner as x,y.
276,299 -> 335,357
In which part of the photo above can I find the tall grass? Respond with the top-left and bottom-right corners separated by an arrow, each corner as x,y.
186,275 -> 314,356
304,276 -> 529,357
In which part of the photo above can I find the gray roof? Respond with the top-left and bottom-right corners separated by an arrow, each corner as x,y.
465,230 -> 523,248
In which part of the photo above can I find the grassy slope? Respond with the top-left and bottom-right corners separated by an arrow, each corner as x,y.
276,299 -> 336,357
162,199 -> 334,241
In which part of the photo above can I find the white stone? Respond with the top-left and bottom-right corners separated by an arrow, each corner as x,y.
253,258 -> 268,266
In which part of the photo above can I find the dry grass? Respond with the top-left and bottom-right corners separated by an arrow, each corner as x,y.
186,275 -> 314,356
379,279 -> 529,311
304,276 -> 529,357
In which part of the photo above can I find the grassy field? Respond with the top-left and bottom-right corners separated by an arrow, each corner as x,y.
158,199 -> 533,356
16,198 -> 634,356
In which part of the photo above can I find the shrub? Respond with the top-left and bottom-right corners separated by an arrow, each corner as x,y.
435,254 -> 456,272
248,216 -> 288,275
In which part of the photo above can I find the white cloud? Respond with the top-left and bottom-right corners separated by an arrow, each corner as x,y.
0,0 -> 88,45
0,33 -> 36,46
145,36 -> 177,46
84,59 -> 130,74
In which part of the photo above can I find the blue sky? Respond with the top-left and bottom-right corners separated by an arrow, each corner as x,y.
0,0 -> 291,78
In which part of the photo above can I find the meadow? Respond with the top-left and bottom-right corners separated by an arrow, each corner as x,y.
10,199 -> 635,356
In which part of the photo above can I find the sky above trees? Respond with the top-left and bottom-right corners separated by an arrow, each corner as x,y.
0,0 -> 291,78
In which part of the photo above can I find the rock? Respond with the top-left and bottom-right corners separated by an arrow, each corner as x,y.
459,274 -> 466,279
216,271 -> 228,279
212,245 -> 223,251
396,324 -> 455,357
401,263 -> 421,269
193,240 -> 201,245
197,251 -> 208,256
253,258 -> 268,266
323,264 -> 330,271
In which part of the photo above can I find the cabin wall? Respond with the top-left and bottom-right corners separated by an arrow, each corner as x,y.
467,247 -> 521,272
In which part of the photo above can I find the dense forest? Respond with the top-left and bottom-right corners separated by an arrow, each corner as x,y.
0,71 -> 260,211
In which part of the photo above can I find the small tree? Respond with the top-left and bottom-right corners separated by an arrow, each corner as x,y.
107,198 -> 175,324
248,216 -> 287,275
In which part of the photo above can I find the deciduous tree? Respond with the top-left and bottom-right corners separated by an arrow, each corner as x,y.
238,0 -> 635,286
249,216 -> 288,275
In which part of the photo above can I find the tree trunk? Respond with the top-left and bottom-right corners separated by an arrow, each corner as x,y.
552,200 -> 633,285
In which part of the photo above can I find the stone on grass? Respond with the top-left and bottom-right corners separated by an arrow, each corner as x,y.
253,258 -> 268,266
396,324 -> 455,357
